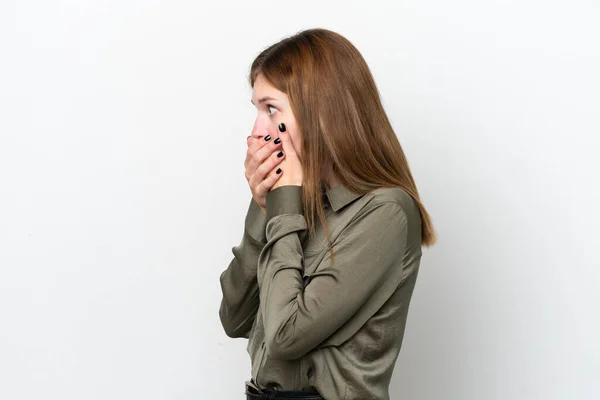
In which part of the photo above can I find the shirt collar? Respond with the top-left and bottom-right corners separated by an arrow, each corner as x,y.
322,182 -> 371,212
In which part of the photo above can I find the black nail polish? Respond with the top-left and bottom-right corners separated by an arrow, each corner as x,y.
278,123 -> 286,132
277,151 -> 284,158
276,168 -> 282,174
264,135 -> 271,141
274,138 -> 281,144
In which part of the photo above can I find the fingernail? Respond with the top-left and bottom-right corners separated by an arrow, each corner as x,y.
276,168 -> 282,174
274,138 -> 281,144
278,123 -> 286,132
247,135 -> 251,140
277,151 -> 283,158
264,135 -> 271,141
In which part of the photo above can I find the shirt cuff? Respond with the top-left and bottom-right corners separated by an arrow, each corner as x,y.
266,185 -> 304,223
245,197 -> 268,244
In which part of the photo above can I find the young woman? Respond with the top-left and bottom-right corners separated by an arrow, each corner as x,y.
219,28 -> 436,400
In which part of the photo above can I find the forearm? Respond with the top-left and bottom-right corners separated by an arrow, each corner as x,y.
218,198 -> 267,338
219,242 -> 260,338
257,190 -> 408,360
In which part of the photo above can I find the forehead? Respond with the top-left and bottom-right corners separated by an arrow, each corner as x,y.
252,75 -> 286,102
253,74 -> 275,91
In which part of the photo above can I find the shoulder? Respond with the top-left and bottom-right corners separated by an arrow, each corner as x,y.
365,187 -> 418,212
358,187 -> 422,227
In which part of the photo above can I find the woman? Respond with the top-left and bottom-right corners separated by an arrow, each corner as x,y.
219,28 -> 436,400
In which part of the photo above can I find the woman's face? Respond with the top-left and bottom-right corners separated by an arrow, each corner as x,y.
250,74 -> 302,158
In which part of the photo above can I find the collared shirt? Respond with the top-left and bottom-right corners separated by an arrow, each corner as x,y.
219,184 -> 423,400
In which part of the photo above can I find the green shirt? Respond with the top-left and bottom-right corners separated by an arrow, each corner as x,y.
219,184 -> 422,400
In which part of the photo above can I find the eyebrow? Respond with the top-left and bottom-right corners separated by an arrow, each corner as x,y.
250,96 -> 278,106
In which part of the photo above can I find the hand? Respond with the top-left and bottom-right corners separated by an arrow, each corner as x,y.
271,128 -> 303,190
244,134 -> 286,214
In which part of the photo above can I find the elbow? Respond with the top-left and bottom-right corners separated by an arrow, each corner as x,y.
219,304 -> 249,339
223,326 -> 248,339
264,328 -> 309,360
221,320 -> 247,339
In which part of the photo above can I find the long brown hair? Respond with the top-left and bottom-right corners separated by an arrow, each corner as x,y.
249,28 -> 436,260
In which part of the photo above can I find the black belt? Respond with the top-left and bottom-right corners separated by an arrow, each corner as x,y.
245,380 -> 324,400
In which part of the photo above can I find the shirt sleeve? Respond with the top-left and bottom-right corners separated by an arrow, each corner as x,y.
218,197 -> 267,338
257,185 -> 409,360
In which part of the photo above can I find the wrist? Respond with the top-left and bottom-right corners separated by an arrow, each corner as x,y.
266,185 -> 304,222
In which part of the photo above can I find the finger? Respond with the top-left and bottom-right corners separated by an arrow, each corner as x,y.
248,136 -> 265,154
249,147 -> 285,188
257,164 -> 283,195
246,136 -> 282,177
244,137 -> 260,168
245,135 -> 271,168
277,123 -> 296,156
244,136 -> 253,168
248,148 -> 285,189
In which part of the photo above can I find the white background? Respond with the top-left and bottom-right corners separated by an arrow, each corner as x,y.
1,1 -> 599,399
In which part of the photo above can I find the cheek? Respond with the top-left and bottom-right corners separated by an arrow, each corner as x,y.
290,131 -> 302,156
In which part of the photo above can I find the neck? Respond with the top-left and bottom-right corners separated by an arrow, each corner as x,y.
324,167 -> 342,191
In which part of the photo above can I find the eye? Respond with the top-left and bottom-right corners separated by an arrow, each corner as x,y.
267,104 -> 277,116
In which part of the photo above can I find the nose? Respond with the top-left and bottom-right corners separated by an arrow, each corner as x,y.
251,117 -> 269,140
